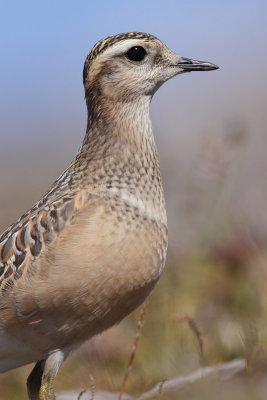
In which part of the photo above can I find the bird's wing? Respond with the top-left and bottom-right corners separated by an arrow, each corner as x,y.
0,178 -> 87,293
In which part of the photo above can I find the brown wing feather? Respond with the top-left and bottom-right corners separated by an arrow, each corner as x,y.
0,181 -> 86,292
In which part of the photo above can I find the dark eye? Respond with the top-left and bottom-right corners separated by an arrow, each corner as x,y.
125,46 -> 147,62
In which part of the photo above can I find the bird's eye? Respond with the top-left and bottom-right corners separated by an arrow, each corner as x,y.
125,46 -> 147,62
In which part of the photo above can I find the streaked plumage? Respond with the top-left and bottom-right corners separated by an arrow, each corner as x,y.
0,32 -> 218,399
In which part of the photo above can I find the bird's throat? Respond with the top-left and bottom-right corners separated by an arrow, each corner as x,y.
82,95 -> 155,164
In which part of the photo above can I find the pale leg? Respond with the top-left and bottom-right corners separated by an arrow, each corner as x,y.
27,349 -> 69,400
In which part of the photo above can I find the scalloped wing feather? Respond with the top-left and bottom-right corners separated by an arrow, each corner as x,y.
0,189 -> 85,293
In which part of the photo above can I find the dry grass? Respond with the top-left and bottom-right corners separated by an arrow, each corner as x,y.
1,246 -> 267,399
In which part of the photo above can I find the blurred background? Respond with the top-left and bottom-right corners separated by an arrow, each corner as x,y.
1,1 -> 267,399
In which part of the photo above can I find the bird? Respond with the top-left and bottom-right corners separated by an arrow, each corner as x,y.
0,32 -> 218,399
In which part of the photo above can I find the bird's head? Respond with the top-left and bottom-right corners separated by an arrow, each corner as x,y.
83,32 -> 218,103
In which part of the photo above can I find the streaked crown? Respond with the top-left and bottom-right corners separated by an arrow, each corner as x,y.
83,32 -> 157,85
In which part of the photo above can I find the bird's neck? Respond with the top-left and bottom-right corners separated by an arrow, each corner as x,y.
67,94 -> 166,223
77,95 -> 158,166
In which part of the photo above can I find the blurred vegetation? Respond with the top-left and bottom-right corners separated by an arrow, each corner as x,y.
1,243 -> 267,399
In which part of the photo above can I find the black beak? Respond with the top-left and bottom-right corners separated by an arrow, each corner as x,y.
176,57 -> 219,71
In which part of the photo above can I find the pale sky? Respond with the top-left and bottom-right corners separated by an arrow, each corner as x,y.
1,1 -> 267,249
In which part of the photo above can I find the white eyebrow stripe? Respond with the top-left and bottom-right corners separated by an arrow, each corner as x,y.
89,39 -> 146,78
103,39 -> 147,57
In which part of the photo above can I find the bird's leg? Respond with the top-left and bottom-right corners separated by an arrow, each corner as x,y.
27,360 -> 45,400
27,349 -> 67,400
39,350 -> 66,400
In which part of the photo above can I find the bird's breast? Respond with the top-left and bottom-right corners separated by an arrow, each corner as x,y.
59,192 -> 166,330
4,191 -> 168,350
54,192 -> 168,301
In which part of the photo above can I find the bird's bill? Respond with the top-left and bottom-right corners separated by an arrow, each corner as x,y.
175,57 -> 219,71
